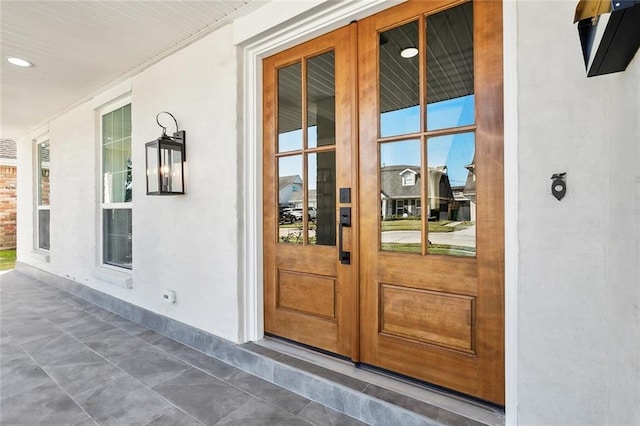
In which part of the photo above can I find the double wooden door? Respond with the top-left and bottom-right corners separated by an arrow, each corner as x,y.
263,0 -> 504,405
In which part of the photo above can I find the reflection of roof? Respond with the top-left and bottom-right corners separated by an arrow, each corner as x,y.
279,175 -> 301,190
290,189 -> 316,203
381,165 -> 455,203
0,139 -> 17,160
381,165 -> 421,198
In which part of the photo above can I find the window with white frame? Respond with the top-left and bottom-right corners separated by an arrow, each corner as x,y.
101,103 -> 132,269
36,141 -> 50,250
402,172 -> 415,186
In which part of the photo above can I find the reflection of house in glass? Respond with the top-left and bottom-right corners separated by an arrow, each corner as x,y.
380,163 -> 476,221
278,175 -> 302,207
451,161 -> 476,222
289,189 -> 316,209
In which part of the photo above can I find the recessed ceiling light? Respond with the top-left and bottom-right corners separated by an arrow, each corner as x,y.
400,47 -> 418,59
7,57 -> 33,67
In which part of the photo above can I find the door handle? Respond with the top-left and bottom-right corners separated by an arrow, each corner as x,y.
339,207 -> 351,265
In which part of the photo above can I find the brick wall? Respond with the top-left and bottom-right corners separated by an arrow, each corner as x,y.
0,165 -> 17,249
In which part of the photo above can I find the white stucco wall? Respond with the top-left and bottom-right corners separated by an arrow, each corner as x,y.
16,23 -> 241,342
516,2 -> 640,425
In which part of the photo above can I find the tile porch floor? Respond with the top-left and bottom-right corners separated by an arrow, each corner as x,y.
0,270 -> 366,425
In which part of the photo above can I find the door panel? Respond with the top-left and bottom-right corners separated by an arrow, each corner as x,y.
358,0 -> 504,404
263,26 -> 358,357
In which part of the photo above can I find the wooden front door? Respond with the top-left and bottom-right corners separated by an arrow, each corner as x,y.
263,25 -> 358,357
264,0 -> 504,405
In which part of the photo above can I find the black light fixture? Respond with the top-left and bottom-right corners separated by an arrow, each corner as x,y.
574,0 -> 640,77
146,111 -> 186,195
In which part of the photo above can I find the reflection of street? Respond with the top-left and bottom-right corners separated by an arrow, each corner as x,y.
381,224 -> 476,248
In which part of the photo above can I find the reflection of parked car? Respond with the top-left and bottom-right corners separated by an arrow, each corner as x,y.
308,207 -> 317,220
289,208 -> 304,221
280,207 -> 317,222
279,207 -> 295,224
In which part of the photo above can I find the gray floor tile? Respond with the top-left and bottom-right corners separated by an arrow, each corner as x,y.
1,317 -> 63,345
279,355 -> 368,391
298,402 -> 368,426
174,346 -> 239,379
225,370 -> 310,415
82,303 -> 115,320
363,384 -> 443,418
58,314 -> 116,339
82,327 -> 150,363
0,335 -> 30,364
0,356 -> 53,399
23,332 -> 87,365
146,407 -> 204,425
0,382 -> 89,425
138,330 -> 189,354
153,368 -> 252,425
75,375 -> 173,425
43,350 -> 126,396
115,345 -> 190,387
216,398 -> 312,426
37,304 -> 89,324
105,314 -> 150,335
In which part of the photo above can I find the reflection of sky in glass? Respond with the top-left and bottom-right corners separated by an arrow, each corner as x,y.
427,94 -> 474,131
279,153 -> 319,191
380,140 -> 420,167
307,126 -> 317,148
381,106 -> 419,137
278,129 -> 302,152
428,132 -> 474,187
279,155 -> 302,184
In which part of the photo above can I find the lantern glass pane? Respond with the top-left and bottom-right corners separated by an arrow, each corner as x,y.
146,144 -> 159,193
159,144 -> 183,193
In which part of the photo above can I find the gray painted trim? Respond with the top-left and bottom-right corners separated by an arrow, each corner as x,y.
14,262 -> 496,426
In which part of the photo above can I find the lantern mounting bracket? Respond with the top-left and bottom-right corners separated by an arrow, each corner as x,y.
156,111 -> 186,161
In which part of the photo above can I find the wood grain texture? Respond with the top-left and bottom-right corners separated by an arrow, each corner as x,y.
358,0 -> 504,405
277,270 -> 336,320
263,26 -> 357,358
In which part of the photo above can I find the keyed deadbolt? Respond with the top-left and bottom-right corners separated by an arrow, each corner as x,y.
551,172 -> 567,201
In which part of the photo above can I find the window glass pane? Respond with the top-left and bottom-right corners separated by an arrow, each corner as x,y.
278,155 -> 303,244
308,152 -> 336,246
380,21 -> 420,137
307,51 -> 335,148
380,140 -> 421,253
37,142 -> 50,206
278,62 -> 302,152
38,209 -> 50,250
427,132 -> 475,257
102,105 -> 132,203
426,2 -> 474,131
103,209 -> 132,269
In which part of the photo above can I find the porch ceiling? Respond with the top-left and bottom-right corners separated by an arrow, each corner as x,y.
0,0 -> 260,140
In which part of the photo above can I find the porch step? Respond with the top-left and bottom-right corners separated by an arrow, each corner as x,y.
235,338 -> 504,426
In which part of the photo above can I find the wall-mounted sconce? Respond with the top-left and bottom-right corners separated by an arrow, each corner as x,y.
146,112 -> 186,195
574,0 -> 640,77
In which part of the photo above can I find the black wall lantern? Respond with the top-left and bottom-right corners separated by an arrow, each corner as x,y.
146,112 -> 186,195
575,0 -> 640,77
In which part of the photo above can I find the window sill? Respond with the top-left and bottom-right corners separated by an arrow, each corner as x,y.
93,267 -> 132,289
30,250 -> 50,263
